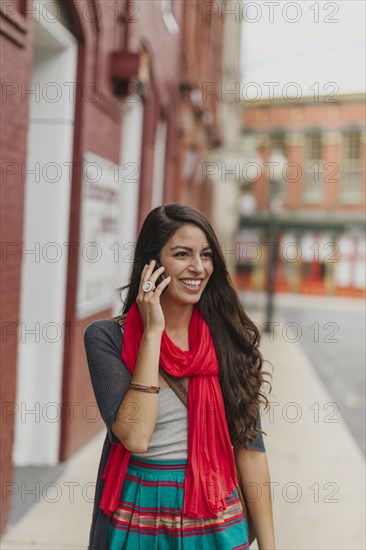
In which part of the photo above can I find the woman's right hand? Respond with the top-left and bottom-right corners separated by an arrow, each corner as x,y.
136,259 -> 171,334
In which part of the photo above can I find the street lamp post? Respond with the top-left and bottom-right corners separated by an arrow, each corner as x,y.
263,149 -> 286,334
264,209 -> 277,333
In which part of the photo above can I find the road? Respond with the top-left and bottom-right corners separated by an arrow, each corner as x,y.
242,292 -> 366,455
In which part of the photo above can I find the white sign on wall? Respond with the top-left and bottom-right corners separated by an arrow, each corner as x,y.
76,152 -> 121,319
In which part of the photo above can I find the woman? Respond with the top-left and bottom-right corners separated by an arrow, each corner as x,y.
84,203 -> 276,549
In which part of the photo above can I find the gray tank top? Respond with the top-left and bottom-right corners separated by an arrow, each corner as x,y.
131,387 -> 188,461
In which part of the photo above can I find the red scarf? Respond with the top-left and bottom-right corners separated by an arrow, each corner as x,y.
100,301 -> 238,518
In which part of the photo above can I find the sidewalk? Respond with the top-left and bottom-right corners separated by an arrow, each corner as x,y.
250,310 -> 365,550
1,312 -> 365,550
0,429 -> 105,550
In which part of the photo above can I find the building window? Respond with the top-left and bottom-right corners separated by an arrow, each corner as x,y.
303,131 -> 324,203
340,130 -> 363,203
270,133 -> 286,155
268,132 -> 287,201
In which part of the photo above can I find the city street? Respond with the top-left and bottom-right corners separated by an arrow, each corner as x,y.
277,299 -> 365,455
2,292 -> 365,549
1,295 -> 365,550
1,0 -> 365,545
242,292 -> 366,455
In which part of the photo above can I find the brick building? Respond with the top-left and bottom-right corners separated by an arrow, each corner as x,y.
234,93 -> 366,297
174,0 -> 223,218
0,0 -> 225,534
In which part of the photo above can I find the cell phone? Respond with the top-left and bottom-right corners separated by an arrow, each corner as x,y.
153,257 -> 168,289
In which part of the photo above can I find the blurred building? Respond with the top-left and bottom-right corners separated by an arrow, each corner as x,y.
174,0 -> 223,218
234,93 -> 366,297
207,0 -> 261,277
0,0 -> 224,533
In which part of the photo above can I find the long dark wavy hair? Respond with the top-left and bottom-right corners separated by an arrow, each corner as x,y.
116,203 -> 272,450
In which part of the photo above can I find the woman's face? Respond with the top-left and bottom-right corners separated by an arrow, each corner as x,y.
159,224 -> 214,305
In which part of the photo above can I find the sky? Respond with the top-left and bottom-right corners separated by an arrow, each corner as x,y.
240,0 -> 366,98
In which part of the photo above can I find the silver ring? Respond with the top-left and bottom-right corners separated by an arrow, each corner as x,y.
143,281 -> 156,293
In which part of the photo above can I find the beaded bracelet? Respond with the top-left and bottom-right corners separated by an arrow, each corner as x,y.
129,381 -> 160,394
130,380 -> 160,390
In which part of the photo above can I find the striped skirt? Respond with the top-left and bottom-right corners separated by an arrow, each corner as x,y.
108,455 -> 249,549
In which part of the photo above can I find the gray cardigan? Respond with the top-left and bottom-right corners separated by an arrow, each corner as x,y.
84,319 -> 266,549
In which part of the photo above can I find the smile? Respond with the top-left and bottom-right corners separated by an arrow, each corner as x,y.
179,279 -> 202,291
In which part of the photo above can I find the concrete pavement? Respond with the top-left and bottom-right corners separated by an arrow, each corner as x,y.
1,310 -> 365,549
0,429 -> 105,550
250,311 -> 365,550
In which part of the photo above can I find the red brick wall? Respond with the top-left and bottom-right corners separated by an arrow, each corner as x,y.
243,97 -> 366,134
1,6 -> 223,538
163,89 -> 180,204
127,1 -> 184,227
178,0 -> 224,211
0,2 -> 34,534
59,309 -> 112,460
61,0 -> 185,459
59,0 -> 123,461
127,1 -> 184,105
